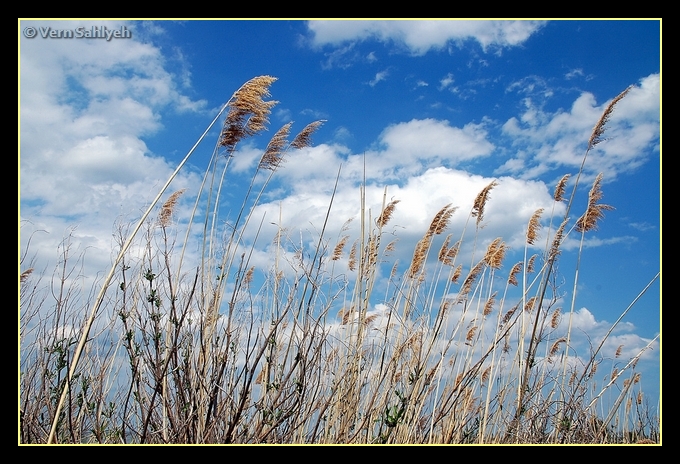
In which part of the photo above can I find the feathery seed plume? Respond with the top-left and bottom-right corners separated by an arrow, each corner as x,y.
549,337 -> 567,358
550,308 -> 561,329
20,268 -> 34,284
527,254 -> 537,274
348,241 -> 357,271
451,264 -> 462,283
484,238 -> 507,269
259,122 -> 292,171
526,208 -> 544,245
554,174 -> 570,202
290,120 -> 325,149
615,345 -> 623,358
483,292 -> 497,316
377,199 -> 400,228
588,86 -> 632,150
159,189 -> 186,227
576,173 -> 614,233
472,181 -> 497,226
508,262 -> 522,286
332,235 -> 349,261
220,76 -> 278,151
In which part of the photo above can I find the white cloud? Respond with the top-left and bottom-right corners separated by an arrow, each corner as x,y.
565,68 -> 584,80
439,73 -> 455,90
497,73 -> 660,182
306,20 -> 547,55
369,69 -> 389,87
20,20 -> 207,278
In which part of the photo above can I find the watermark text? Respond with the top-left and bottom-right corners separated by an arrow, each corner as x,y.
23,26 -> 132,41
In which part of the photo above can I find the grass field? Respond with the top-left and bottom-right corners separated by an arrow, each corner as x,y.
19,76 -> 660,444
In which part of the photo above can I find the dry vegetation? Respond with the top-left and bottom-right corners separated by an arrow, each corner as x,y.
19,77 -> 659,444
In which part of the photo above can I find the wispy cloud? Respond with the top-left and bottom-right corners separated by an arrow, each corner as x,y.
439,72 -> 455,91
369,69 -> 389,87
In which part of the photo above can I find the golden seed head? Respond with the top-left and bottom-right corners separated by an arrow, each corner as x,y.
461,260 -> 485,295
428,204 -> 457,236
451,264 -> 462,283
550,308 -> 561,329
615,344 -> 623,358
526,208 -> 544,245
348,241 -> 357,271
472,181 -> 497,226
20,268 -> 34,284
554,174 -> 570,202
290,120 -> 325,150
159,188 -> 187,227
576,173 -> 614,233
377,199 -> 400,228
220,75 -> 278,151
484,237 -> 507,269
483,292 -> 496,316
526,254 -> 537,274
588,86 -> 632,150
507,261 -> 522,286
524,296 -> 537,313
549,337 -> 567,358
332,235 -> 349,261
259,122 -> 292,171
466,326 -> 478,343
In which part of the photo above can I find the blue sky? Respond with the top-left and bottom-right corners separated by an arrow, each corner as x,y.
19,19 -> 660,409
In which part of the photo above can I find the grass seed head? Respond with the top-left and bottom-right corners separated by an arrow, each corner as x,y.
259,122 -> 292,171
159,189 -> 186,227
554,174 -> 571,202
588,86 -> 632,150
576,173 -> 614,233
290,120 -> 325,149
